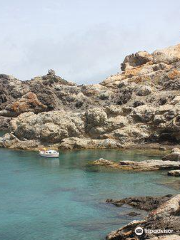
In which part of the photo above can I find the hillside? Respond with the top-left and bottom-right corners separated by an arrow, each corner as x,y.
1,44 -> 180,150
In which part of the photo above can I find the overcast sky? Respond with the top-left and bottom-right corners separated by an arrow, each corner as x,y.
0,0 -> 179,84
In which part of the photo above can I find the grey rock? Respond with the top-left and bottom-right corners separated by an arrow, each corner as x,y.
92,158 -> 180,171
1,44 -> 180,149
106,194 -> 180,240
168,170 -> 180,177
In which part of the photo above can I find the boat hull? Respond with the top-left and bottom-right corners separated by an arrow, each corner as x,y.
39,152 -> 59,158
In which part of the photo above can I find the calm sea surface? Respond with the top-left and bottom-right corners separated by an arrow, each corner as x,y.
0,147 -> 179,240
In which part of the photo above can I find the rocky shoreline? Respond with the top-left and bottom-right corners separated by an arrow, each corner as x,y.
92,148 -> 180,172
92,158 -> 180,171
0,44 -> 180,150
1,44 -> 180,239
105,194 -> 180,240
106,195 -> 173,211
96,148 -> 180,239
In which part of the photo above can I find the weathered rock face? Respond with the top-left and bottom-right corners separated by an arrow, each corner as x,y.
153,44 -> 180,64
0,109 -> 124,150
0,70 -> 115,115
0,116 -> 11,130
121,51 -> 153,71
10,111 -> 85,142
0,92 -> 47,117
1,44 -> 180,149
106,194 -> 180,240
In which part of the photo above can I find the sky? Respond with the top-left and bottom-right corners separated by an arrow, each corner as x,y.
0,0 -> 180,84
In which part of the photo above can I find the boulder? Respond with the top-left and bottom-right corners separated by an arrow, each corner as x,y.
171,96 -> 180,105
149,194 -> 180,218
92,158 -> 120,168
152,44 -> 180,64
136,85 -> 152,96
0,92 -> 47,117
0,116 -> 11,130
121,51 -> 153,71
85,108 -> 107,127
168,170 -> 180,177
9,111 -> 85,143
0,133 -> 39,150
162,149 -> 180,161
131,105 -> 155,122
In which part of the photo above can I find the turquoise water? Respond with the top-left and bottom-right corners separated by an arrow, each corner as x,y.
0,148 -> 179,240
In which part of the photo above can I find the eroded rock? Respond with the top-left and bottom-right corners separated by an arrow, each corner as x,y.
92,158 -> 180,171
168,170 -> 180,177
1,44 -> 180,148
106,194 -> 180,240
106,195 -> 173,211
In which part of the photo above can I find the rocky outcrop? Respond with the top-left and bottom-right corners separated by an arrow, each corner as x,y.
106,194 -> 180,240
168,170 -> 180,177
0,92 -> 47,117
92,158 -> 120,168
1,44 -> 180,149
121,51 -> 153,71
0,70 -> 114,116
106,195 -> 173,211
153,44 -> 180,64
0,116 -> 11,130
92,158 -> 180,171
0,109 -> 123,150
162,148 -> 180,161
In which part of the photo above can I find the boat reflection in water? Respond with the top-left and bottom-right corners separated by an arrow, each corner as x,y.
39,157 -> 60,167
38,148 -> 60,167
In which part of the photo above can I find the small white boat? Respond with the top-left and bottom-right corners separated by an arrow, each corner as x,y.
39,149 -> 59,158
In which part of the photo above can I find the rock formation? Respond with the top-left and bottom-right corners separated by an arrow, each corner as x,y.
106,194 -> 180,240
92,158 -> 180,171
1,44 -> 180,149
162,148 -> 180,161
106,195 -> 173,211
168,170 -> 180,176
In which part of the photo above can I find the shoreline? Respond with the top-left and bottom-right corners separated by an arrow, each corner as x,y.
106,194 -> 180,240
0,132 -> 179,152
1,135 -> 180,239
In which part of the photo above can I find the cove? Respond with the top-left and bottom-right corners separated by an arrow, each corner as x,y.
0,148 -> 179,240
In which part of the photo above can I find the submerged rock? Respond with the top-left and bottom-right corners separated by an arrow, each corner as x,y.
92,158 -> 120,168
106,195 -> 173,211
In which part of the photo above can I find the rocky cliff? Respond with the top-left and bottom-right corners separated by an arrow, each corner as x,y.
1,44 -> 180,150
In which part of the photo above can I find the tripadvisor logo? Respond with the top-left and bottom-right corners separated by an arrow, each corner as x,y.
135,227 -> 173,236
135,226 -> 144,236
